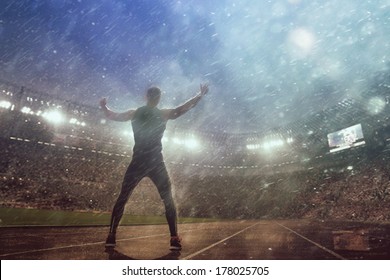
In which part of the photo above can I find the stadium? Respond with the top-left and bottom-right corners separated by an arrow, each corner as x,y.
1,72 -> 390,260
1,1 -> 390,262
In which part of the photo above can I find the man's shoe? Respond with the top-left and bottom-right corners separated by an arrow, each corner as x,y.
170,236 -> 182,251
105,234 -> 116,247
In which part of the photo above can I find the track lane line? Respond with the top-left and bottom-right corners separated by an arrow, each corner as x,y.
275,222 -> 346,260
0,225 -> 208,258
0,233 -> 168,258
182,221 -> 263,260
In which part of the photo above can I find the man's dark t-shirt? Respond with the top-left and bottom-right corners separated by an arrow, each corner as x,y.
131,105 -> 166,159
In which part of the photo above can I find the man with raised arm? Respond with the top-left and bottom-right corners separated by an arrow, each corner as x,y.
100,83 -> 209,250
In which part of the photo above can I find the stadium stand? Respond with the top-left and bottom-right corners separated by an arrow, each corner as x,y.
1,72 -> 390,222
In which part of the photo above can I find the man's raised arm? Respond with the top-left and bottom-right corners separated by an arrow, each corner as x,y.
99,98 -> 135,122
163,84 -> 209,120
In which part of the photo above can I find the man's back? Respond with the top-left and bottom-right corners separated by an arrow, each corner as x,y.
131,105 -> 166,156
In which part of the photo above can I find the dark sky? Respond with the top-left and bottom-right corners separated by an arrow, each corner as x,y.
0,0 -> 389,132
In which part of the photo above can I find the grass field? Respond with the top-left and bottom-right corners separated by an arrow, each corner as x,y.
0,207 -> 218,227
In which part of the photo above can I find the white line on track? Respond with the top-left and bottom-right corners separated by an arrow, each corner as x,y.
182,221 -> 263,260
0,227 -> 206,258
275,222 -> 346,260
1,221 -> 348,259
0,233 -> 168,258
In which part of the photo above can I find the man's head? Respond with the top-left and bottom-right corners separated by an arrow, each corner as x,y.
146,86 -> 161,107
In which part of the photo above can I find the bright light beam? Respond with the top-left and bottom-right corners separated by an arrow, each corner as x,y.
42,110 -> 65,125
0,100 -> 12,109
262,138 -> 284,152
184,138 -> 200,150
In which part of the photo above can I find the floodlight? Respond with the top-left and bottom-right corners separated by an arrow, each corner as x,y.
262,138 -> 284,151
42,110 -> 65,124
246,144 -> 261,150
69,118 -> 77,124
0,100 -> 12,109
184,138 -> 200,150
21,106 -> 32,114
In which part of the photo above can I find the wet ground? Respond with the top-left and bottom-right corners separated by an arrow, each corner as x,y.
0,219 -> 389,260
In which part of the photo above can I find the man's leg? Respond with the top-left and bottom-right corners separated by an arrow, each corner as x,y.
149,162 -> 177,236
106,161 -> 144,245
149,162 -> 181,250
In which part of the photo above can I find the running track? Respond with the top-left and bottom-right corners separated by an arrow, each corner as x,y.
1,220 -> 389,260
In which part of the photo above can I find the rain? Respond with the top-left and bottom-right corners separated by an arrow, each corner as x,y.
1,0 -> 390,263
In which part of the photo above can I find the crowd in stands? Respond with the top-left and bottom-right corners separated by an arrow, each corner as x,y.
1,135 -> 390,223
285,155 -> 390,222
1,81 -> 390,223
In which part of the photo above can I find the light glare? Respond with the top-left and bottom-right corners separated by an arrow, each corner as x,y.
42,110 -> 65,124
0,100 -> 12,109
185,138 -> 200,150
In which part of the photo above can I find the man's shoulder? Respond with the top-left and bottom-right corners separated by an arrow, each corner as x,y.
134,106 -> 166,117
159,108 -> 174,120
134,106 -> 147,113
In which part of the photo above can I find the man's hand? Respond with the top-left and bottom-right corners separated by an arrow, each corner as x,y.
99,97 -> 134,121
200,83 -> 209,97
99,97 -> 107,108
164,83 -> 209,120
